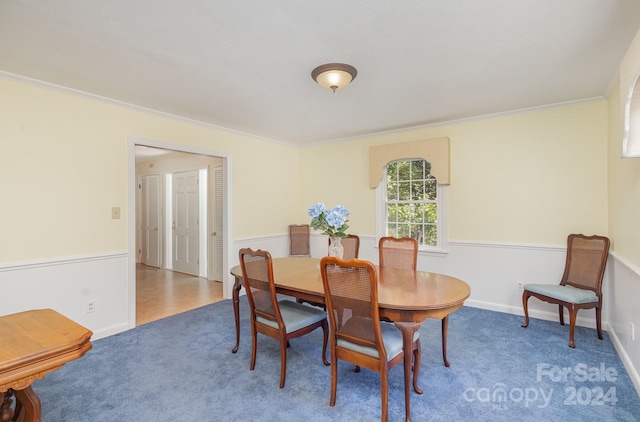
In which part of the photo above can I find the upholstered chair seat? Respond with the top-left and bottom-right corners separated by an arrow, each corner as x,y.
523,284 -> 598,304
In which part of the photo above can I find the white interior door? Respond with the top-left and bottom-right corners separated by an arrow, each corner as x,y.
172,170 -> 200,276
141,174 -> 161,267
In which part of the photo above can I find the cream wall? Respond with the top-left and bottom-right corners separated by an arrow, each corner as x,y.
609,84 -> 640,266
298,101 -> 609,245
607,45 -> 640,389
0,76 -> 610,265
0,77 -> 299,264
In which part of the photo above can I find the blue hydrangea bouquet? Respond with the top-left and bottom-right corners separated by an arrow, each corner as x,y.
308,203 -> 350,238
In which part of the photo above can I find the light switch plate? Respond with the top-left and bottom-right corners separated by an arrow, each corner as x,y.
112,207 -> 121,219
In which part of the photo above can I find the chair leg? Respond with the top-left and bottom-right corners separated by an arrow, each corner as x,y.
279,340 -> 288,388
413,340 -> 423,395
250,327 -> 258,371
380,371 -> 389,422
330,356 -> 338,407
321,321 -> 330,366
521,291 -> 531,328
568,305 -> 578,348
596,306 -> 603,340
442,316 -> 450,367
559,304 -> 565,326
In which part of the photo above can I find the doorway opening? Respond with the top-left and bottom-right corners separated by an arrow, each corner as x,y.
128,138 -> 232,328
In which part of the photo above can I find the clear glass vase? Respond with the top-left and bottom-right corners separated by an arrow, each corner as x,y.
328,236 -> 344,259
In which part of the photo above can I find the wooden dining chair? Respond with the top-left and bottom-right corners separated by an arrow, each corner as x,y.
378,236 -> 418,269
239,248 -> 329,388
521,234 -> 610,348
320,256 -> 421,422
327,234 -> 360,260
299,234 -> 363,310
378,236 -> 450,367
289,224 -> 311,257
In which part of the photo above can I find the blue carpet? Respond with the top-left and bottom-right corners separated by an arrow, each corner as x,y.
34,299 -> 640,421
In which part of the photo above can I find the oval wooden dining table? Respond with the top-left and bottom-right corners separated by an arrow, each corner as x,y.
229,257 -> 470,422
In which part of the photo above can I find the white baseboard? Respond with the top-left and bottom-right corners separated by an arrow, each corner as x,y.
92,322 -> 131,341
606,320 -> 640,397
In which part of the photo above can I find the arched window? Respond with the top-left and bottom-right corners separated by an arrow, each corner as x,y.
370,138 -> 450,252
380,159 -> 446,248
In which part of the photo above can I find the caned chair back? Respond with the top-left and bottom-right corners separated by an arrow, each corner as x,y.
320,257 -> 386,360
239,249 -> 281,327
560,234 -> 610,296
320,256 -> 422,419
379,236 -> 418,270
328,234 -> 360,260
239,248 -> 329,388
289,224 -> 311,257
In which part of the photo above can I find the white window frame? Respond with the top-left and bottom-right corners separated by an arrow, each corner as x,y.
623,70 -> 640,158
376,160 -> 448,254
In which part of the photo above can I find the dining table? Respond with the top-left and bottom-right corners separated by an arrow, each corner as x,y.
229,256 -> 470,421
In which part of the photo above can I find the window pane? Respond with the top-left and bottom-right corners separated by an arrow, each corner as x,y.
425,177 -> 437,200
409,224 -> 422,242
397,203 -> 412,223
387,181 -> 398,200
397,224 -> 410,238
386,204 -> 398,222
398,181 -> 411,201
425,224 -> 437,245
425,203 -> 437,223
412,204 -> 424,224
387,162 -> 398,181
397,161 -> 411,180
411,180 -> 425,201
411,160 -> 424,180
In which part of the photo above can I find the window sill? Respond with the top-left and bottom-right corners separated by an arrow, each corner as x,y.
418,247 -> 449,256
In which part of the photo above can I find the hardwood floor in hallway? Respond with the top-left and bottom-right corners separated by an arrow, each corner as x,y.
136,264 -> 224,326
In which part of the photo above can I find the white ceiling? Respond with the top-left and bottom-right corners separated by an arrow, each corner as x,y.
2,1 -> 640,146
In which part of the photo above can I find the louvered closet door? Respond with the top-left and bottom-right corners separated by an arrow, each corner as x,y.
213,166 -> 223,281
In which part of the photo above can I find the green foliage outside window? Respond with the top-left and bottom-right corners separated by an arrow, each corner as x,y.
385,159 -> 438,246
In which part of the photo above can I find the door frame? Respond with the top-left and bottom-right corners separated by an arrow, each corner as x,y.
127,137 -> 233,330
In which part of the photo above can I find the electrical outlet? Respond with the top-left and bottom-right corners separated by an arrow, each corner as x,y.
87,301 -> 95,313
631,323 -> 635,341
517,282 -> 524,292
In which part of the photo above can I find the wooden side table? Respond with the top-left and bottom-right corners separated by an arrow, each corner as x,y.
0,309 -> 92,422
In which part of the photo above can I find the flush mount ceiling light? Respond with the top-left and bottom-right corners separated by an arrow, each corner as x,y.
311,63 -> 358,93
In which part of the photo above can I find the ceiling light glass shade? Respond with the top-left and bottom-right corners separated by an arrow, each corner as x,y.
311,63 -> 357,92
